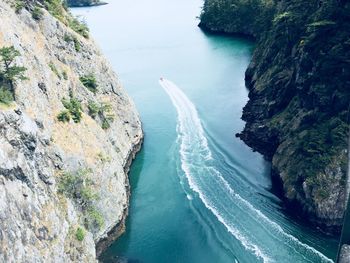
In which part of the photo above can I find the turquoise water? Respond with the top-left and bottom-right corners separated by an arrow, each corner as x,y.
72,1 -> 339,262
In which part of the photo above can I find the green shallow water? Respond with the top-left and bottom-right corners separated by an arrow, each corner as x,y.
72,1 -> 339,262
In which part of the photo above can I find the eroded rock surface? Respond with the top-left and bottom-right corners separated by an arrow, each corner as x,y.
0,0 -> 143,261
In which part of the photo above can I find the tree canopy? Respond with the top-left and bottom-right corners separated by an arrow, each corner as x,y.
0,46 -> 27,104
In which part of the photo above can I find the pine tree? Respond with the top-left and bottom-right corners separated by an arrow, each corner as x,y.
0,46 -> 27,96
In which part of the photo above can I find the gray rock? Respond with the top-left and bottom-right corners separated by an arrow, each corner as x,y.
339,245 -> 350,263
0,1 -> 143,262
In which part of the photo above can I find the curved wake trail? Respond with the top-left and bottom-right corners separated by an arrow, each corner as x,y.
160,79 -> 333,263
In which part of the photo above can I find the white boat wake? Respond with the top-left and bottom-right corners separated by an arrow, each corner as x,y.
159,78 -> 333,263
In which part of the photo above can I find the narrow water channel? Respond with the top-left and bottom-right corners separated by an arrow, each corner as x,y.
72,0 -> 339,262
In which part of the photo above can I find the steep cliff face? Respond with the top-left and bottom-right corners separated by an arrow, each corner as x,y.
199,0 -> 275,38
0,0 -> 143,262
66,0 -> 106,8
200,0 -> 350,233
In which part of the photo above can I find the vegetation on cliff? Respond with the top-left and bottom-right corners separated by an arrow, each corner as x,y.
0,46 -> 27,105
58,169 -> 105,232
14,0 -> 89,38
65,0 -> 106,7
200,0 -> 350,232
199,0 -> 275,38
0,0 -> 143,261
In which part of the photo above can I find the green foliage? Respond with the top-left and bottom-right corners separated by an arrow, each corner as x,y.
87,100 -> 99,118
43,0 -> 66,22
73,37 -> 81,52
3,65 -> 28,83
56,95 -> 83,123
57,110 -> 70,122
101,119 -> 110,130
200,0 -> 275,37
61,97 -> 82,123
58,169 -> 104,232
14,0 -> 25,13
100,102 -> 115,129
48,62 -> 61,79
64,34 -> 72,42
68,17 -> 89,38
57,170 -> 80,196
66,0 -> 103,7
80,74 -> 97,93
87,100 -> 115,129
0,86 -> 14,105
62,71 -> 68,80
314,188 -> 329,201
0,46 -> 27,102
63,34 -> 81,52
32,6 -> 44,20
75,227 -> 85,241
34,0 -> 89,39
286,117 -> 348,193
86,207 -> 104,230
58,169 -> 96,207
0,46 -> 27,82
97,152 -> 111,163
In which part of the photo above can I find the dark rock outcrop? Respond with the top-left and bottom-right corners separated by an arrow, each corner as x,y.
200,0 -> 350,233
66,0 -> 107,7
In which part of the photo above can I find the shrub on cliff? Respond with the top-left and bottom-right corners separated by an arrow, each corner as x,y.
57,110 -> 70,122
0,86 -> 14,106
86,207 -> 104,230
75,227 -> 85,241
99,103 -> 115,130
32,6 -> 44,20
0,46 -> 27,103
13,0 -> 25,13
15,0 -> 90,38
68,17 -> 89,38
58,169 -> 104,232
62,97 -> 82,122
43,0 -> 66,21
57,96 -> 83,123
64,34 -> 81,52
87,100 -> 115,130
48,62 -> 61,79
80,74 -> 98,93
87,100 -> 99,118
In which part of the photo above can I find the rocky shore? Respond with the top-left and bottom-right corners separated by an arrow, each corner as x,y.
66,0 -> 108,8
199,0 -> 350,233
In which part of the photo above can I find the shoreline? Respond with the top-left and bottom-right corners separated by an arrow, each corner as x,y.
95,132 -> 144,257
198,22 -> 256,42
68,1 -> 108,8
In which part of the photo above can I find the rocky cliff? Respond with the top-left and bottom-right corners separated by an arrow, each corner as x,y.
200,0 -> 350,233
66,0 -> 106,8
0,0 -> 143,262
